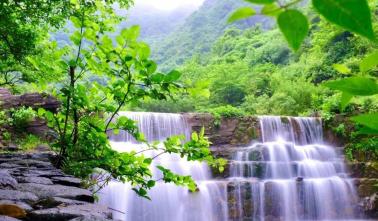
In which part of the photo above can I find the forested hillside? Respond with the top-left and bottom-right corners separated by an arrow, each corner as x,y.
138,1 -> 378,118
148,0 -> 273,70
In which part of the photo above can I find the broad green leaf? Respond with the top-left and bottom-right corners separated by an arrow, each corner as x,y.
164,70 -> 181,82
340,92 -> 352,110
324,76 -> 378,96
360,51 -> 378,73
261,3 -> 282,17
277,10 -> 309,51
333,64 -> 351,75
351,113 -> 378,130
245,0 -> 275,4
228,7 -> 256,23
312,0 -> 375,40
356,126 -> 378,135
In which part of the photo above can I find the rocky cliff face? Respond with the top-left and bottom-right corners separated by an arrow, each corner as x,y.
183,113 -> 260,146
0,88 -> 60,149
0,88 -> 60,112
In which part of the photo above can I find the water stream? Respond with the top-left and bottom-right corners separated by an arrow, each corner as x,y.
99,112 -> 361,221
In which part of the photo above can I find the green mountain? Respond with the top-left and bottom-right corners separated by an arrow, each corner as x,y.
147,0 -> 273,71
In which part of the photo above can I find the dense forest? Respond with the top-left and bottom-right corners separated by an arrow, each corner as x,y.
0,0 -> 378,220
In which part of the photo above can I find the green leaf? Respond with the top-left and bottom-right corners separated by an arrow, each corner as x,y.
228,7 -> 256,23
356,126 -> 378,135
147,180 -> 156,188
351,113 -> 378,130
277,9 -> 309,51
324,76 -> 378,96
164,70 -> 181,82
333,64 -> 351,75
261,3 -> 282,17
360,51 -> 378,73
143,158 -> 152,165
245,0 -> 275,4
340,92 -> 352,110
312,0 -> 375,40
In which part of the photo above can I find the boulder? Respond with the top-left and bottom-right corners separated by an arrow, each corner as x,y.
0,201 -> 32,212
0,204 -> 26,219
16,183 -> 93,202
29,204 -> 111,221
0,190 -> 38,203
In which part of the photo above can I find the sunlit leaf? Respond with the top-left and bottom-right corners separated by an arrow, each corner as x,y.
245,0 -> 275,4
228,7 -> 256,23
333,64 -> 351,75
360,51 -> 378,73
340,92 -> 352,110
324,77 -> 378,96
261,3 -> 282,17
351,113 -> 378,130
277,9 -> 309,51
312,0 -> 375,40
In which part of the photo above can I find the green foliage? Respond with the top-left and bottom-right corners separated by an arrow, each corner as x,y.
206,105 -> 245,118
11,107 -> 36,130
16,134 -> 47,151
24,0 -> 226,198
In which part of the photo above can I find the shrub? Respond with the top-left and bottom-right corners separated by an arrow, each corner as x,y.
11,107 -> 36,130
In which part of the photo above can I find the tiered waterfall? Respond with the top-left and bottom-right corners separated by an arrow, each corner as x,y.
99,113 -> 360,221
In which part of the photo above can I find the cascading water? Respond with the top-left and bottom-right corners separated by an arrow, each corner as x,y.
99,113 -> 361,221
228,116 -> 359,221
98,112 -> 228,221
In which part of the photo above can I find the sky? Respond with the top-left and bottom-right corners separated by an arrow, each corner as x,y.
136,0 -> 205,11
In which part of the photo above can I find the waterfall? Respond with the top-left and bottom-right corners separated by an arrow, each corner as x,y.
228,116 -> 359,221
99,112 -> 228,221
99,113 -> 361,221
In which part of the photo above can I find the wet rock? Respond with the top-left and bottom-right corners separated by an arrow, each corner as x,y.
3,144 -> 19,152
0,190 -> 38,203
33,197 -> 87,210
51,177 -> 82,187
348,162 -> 378,178
29,204 -> 111,221
17,183 -> 93,202
14,169 -> 64,178
69,215 -> 113,221
16,177 -> 53,185
0,170 -> 17,189
354,178 -> 378,197
0,215 -> 22,221
12,160 -> 53,169
34,145 -> 50,152
361,193 -> 378,218
0,201 -> 32,212
0,204 -> 26,219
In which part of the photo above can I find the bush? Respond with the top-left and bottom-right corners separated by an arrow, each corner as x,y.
11,107 -> 36,130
